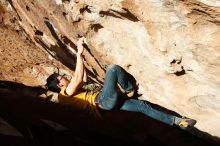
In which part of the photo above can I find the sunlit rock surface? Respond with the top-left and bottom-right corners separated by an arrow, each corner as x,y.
0,0 -> 220,139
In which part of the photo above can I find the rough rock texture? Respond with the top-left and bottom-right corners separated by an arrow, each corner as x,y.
0,0 -> 220,140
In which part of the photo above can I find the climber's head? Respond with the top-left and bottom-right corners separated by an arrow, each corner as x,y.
46,73 -> 70,93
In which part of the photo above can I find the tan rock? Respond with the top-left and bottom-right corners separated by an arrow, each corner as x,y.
0,0 -> 220,139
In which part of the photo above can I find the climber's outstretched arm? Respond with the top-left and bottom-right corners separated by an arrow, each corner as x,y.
65,37 -> 86,96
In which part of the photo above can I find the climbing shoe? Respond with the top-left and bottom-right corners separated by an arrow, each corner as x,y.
126,90 -> 135,97
175,117 -> 197,130
126,83 -> 139,98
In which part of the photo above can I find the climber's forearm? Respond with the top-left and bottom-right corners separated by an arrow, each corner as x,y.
83,67 -> 87,82
74,53 -> 84,82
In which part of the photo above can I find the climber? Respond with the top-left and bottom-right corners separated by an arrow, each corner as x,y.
46,37 -> 196,129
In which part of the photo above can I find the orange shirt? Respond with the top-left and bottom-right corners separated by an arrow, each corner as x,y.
58,88 -> 101,118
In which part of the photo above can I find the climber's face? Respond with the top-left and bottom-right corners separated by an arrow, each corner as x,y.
57,75 -> 70,88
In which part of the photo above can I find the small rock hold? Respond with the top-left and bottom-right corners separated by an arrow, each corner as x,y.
54,0 -> 62,5
26,6 -> 30,11
126,64 -> 132,68
35,30 -> 44,36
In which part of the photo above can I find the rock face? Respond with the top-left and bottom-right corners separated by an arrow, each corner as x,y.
0,0 -> 220,139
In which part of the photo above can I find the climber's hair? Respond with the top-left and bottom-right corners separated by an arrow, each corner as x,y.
46,73 -> 61,93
